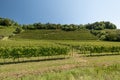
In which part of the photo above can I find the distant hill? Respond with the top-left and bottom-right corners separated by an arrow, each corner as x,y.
12,30 -> 98,40
0,17 -> 118,41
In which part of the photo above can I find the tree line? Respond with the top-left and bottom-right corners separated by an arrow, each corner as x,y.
22,21 -> 116,31
91,30 -> 120,41
0,17 -> 18,26
0,17 -> 117,31
85,21 -> 116,30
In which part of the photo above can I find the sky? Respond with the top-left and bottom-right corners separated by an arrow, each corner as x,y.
0,0 -> 120,28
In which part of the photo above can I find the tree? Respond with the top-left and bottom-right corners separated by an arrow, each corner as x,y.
85,21 -> 116,30
14,27 -> 23,34
105,30 -> 120,41
0,17 -> 19,26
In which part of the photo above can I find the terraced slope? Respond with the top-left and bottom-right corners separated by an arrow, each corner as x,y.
12,30 -> 98,40
0,26 -> 15,37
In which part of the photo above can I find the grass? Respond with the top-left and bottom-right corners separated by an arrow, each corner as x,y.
20,64 -> 120,80
1,40 -> 120,47
54,40 -> 120,46
12,30 -> 98,40
0,56 -> 85,79
0,26 -> 15,37
0,40 -> 56,47
19,55 -> 120,80
0,55 -> 119,80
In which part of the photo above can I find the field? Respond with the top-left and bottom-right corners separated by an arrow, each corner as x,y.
0,40 -> 120,80
0,53 -> 119,80
11,30 -> 97,40
0,27 -> 120,80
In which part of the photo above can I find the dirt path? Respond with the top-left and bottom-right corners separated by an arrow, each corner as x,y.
2,37 -> 8,40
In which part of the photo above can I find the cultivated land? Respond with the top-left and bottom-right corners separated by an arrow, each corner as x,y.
0,52 -> 119,80
12,30 -> 97,40
0,27 -> 120,80
0,40 -> 120,80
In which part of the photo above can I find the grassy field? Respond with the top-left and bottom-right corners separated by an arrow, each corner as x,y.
1,40 -> 120,47
12,30 -> 98,40
0,55 -> 119,80
0,40 -> 56,47
0,26 -> 15,37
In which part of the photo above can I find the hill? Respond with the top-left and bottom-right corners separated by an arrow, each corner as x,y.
12,30 -> 98,40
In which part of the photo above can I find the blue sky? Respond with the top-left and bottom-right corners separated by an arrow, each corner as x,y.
0,0 -> 120,28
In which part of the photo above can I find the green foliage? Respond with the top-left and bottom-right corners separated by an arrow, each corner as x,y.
13,27 -> 23,34
0,26 -> 15,37
56,41 -> 120,56
23,23 -> 78,31
22,21 -> 117,31
91,30 -> 120,41
0,17 -> 18,26
105,30 -> 120,41
61,24 -> 78,31
85,21 -> 116,30
0,46 -> 70,62
0,47 -> 10,59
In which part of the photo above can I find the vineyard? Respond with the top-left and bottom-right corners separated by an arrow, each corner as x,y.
0,40 -> 70,64
0,40 -> 120,80
0,47 -> 70,63
0,1 -> 120,79
0,40 -> 120,64
55,41 -> 120,56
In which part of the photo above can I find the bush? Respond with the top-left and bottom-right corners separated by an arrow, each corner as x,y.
14,27 -> 23,34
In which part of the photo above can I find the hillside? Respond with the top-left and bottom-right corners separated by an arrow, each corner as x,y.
12,30 -> 98,40
0,17 -> 118,41
0,26 -> 15,37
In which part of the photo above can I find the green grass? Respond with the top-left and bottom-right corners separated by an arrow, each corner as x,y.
18,56 -> 120,80
1,40 -> 120,47
12,30 -> 98,40
54,40 -> 120,46
0,26 -> 15,37
21,64 -> 120,80
0,40 -> 58,47
0,55 -> 119,80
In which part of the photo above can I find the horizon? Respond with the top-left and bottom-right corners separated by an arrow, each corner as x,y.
0,0 -> 120,29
